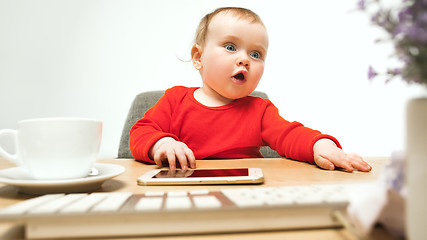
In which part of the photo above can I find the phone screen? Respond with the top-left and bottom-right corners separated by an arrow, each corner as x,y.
153,168 -> 249,178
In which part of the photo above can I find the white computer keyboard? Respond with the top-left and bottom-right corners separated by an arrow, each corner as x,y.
0,184 -> 349,239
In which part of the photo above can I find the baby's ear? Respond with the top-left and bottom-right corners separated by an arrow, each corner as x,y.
191,44 -> 202,70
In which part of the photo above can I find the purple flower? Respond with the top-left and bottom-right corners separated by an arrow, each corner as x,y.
418,12 -> 427,25
358,0 -> 427,86
398,8 -> 412,23
368,66 -> 378,80
387,68 -> 402,75
357,0 -> 366,10
408,26 -> 427,43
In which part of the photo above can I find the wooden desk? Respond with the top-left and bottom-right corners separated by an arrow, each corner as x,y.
0,157 -> 395,239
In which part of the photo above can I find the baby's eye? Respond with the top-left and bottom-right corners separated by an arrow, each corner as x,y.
250,51 -> 261,59
225,44 -> 236,52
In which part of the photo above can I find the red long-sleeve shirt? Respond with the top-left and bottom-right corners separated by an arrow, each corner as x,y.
129,86 -> 341,164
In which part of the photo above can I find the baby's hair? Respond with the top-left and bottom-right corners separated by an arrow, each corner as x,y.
194,7 -> 265,47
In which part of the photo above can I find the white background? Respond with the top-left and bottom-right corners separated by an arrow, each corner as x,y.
0,0 -> 424,158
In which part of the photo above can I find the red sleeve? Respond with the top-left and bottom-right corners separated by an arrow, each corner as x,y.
129,88 -> 181,163
261,101 -> 341,164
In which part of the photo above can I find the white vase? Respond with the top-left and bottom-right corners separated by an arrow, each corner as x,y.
406,97 -> 427,239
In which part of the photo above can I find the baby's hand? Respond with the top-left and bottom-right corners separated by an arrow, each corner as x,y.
313,139 -> 371,172
149,137 -> 196,170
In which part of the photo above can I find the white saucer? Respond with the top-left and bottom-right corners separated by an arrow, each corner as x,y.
0,163 -> 125,195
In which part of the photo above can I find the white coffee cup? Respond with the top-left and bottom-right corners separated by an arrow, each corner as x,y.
0,118 -> 102,180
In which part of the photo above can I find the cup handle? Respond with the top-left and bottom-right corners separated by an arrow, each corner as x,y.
0,129 -> 20,165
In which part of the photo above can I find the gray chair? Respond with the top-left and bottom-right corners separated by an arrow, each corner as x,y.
118,90 -> 281,158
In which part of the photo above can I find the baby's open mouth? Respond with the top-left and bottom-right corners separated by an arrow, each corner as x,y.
234,73 -> 245,81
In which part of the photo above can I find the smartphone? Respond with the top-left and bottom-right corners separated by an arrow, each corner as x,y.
137,168 -> 264,186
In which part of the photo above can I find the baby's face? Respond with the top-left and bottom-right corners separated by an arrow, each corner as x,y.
198,12 -> 268,100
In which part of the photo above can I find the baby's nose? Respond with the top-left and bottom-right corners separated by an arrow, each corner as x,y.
237,57 -> 250,68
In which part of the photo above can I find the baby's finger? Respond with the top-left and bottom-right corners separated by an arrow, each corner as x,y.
185,148 -> 196,169
314,155 -> 335,170
175,149 -> 189,170
332,154 -> 355,172
153,151 -> 165,167
348,153 -> 372,172
166,150 -> 177,170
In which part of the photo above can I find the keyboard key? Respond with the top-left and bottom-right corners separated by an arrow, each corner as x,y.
193,196 -> 222,209
295,196 -> 325,205
144,191 -> 165,197
232,197 -> 264,208
30,194 -> 87,214
265,196 -> 295,206
165,196 -> 192,210
91,192 -> 132,212
0,194 -> 64,215
220,188 -> 251,199
61,193 -> 109,213
167,191 -> 188,197
189,189 -> 209,195
135,197 -> 163,211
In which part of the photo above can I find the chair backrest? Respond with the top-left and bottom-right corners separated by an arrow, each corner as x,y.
118,90 -> 280,158
118,90 -> 165,158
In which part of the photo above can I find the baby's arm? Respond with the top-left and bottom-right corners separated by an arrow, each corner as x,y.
149,137 -> 196,170
313,139 -> 372,172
